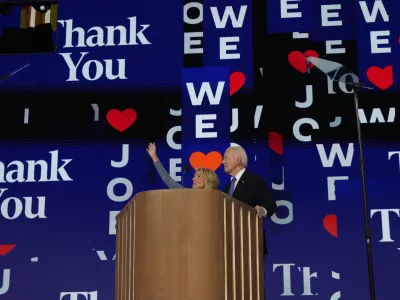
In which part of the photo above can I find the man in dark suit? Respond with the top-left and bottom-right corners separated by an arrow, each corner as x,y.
222,146 -> 277,253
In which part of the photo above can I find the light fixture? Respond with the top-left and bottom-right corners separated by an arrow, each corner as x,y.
33,3 -> 51,14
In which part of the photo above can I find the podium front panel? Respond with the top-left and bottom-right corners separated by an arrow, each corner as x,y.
223,196 -> 264,300
115,189 -> 264,300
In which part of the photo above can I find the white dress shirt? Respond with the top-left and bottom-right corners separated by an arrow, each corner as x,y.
231,168 -> 268,217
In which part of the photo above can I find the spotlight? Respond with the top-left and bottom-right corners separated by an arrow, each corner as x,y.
0,4 -> 12,16
33,4 -> 51,14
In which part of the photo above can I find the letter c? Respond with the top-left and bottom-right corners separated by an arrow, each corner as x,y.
293,118 -> 319,142
166,126 -> 181,150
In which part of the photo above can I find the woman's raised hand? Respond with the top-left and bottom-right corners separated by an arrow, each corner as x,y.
146,143 -> 158,162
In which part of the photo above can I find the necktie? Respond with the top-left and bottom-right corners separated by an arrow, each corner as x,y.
228,177 -> 237,196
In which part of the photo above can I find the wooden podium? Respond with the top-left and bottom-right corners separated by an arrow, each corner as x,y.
115,189 -> 264,300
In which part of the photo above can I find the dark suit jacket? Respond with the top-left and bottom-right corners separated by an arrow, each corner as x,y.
223,169 -> 277,254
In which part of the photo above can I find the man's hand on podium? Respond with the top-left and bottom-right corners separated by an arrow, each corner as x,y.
255,205 -> 267,218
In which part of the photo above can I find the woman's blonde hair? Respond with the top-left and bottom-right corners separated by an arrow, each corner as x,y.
196,168 -> 219,190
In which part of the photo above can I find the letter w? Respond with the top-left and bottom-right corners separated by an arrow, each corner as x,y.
186,82 -> 225,106
316,143 -> 354,167
358,108 -> 395,123
210,6 -> 247,28
359,1 -> 389,23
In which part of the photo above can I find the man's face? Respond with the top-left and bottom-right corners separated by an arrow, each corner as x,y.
222,150 -> 238,174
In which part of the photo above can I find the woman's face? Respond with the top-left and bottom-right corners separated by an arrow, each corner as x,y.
192,170 -> 206,189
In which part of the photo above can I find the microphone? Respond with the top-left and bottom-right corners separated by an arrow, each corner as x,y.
0,63 -> 30,84
181,164 -> 190,188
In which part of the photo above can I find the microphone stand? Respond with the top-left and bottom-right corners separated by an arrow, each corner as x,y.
180,164 -> 190,188
0,63 -> 30,84
305,55 -> 377,300
352,84 -> 376,300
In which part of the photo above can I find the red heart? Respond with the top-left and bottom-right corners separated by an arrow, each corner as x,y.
288,50 -> 319,73
323,214 -> 338,238
189,151 -> 222,171
106,108 -> 137,132
230,71 -> 246,96
269,132 -> 283,155
0,244 -> 16,256
366,66 -> 393,90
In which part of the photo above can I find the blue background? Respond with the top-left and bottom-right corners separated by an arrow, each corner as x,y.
310,0 -> 355,41
1,140 -> 400,299
0,0 -> 183,91
204,0 -> 253,90
0,0 -> 253,92
181,67 -> 231,187
267,0 -> 315,33
267,0 -> 400,91
1,0 -> 400,299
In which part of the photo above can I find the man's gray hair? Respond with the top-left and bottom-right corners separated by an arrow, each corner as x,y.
227,146 -> 248,167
